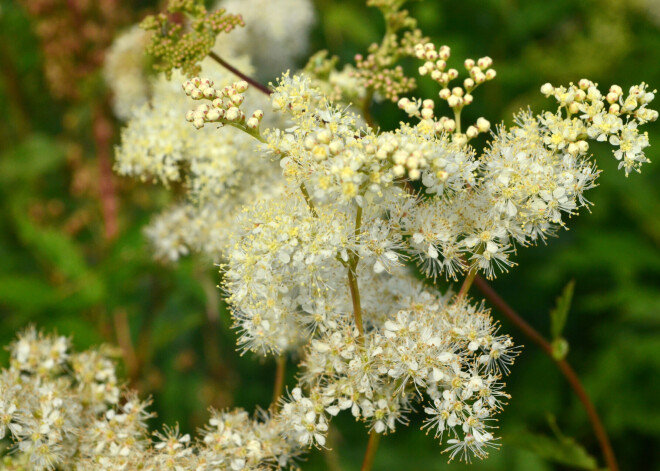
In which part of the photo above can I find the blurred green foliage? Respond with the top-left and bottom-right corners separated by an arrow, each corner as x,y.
1,0 -> 659,469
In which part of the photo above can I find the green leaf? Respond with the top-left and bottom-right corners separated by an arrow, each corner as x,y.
506,430 -> 598,469
0,135 -> 66,185
550,280 -> 574,341
0,275 -> 58,311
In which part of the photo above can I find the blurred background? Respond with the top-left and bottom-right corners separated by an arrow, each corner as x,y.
1,0 -> 659,469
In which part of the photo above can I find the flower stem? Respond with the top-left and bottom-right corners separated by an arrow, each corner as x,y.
472,275 -> 619,471
347,267 -> 364,340
360,431 -> 381,471
457,268 -> 476,299
208,51 -> 272,96
299,183 -> 319,217
348,204 -> 365,340
272,355 -> 286,409
362,89 -> 376,129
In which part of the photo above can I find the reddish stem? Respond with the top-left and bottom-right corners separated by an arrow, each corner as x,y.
208,51 -> 272,96
473,275 -> 619,471
93,100 -> 119,241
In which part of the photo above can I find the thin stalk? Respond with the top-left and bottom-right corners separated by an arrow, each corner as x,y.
208,51 -> 272,96
454,107 -> 462,134
362,89 -> 376,129
272,355 -> 286,409
347,267 -> 364,339
456,268 -> 476,299
360,431 -> 381,471
472,275 -> 619,471
299,183 -> 319,217
93,100 -> 119,241
113,309 -> 139,383
348,203 -> 365,340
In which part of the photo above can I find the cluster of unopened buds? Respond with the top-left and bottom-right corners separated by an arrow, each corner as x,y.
404,43 -> 497,143
183,77 -> 264,131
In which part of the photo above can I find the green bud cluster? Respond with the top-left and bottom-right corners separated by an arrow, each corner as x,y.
141,0 -> 244,78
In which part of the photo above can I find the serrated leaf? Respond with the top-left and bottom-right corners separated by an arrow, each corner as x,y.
550,280 -> 574,340
506,430 -> 598,469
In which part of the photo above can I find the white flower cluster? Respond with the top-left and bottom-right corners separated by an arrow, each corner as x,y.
113,55 -> 284,262
214,0 -> 316,79
0,328 -> 331,470
103,25 -> 151,120
540,79 -> 657,175
215,57 -> 654,458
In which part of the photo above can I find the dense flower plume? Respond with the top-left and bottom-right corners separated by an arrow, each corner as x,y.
3,0 -> 655,469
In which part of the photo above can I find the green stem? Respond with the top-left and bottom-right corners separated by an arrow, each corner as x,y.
348,204 -> 365,340
299,183 -> 318,217
347,267 -> 364,340
360,431 -> 381,471
454,107 -> 462,134
272,355 -> 286,409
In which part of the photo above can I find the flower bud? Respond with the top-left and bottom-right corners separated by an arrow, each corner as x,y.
464,78 -> 475,90
203,87 -> 215,99
463,94 -> 473,105
443,119 -> 456,132
466,126 -> 479,139
485,69 -> 497,80
577,140 -> 589,153
578,78 -> 591,90
447,68 -> 459,80
452,87 -> 464,97
439,88 -> 451,100
477,56 -> 492,69
226,107 -> 240,121
439,45 -> 451,60
421,108 -> 434,119
476,117 -> 490,133
206,108 -> 221,121
464,58 -> 475,70
540,83 -> 554,97
234,81 -> 249,93
447,95 -> 462,108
